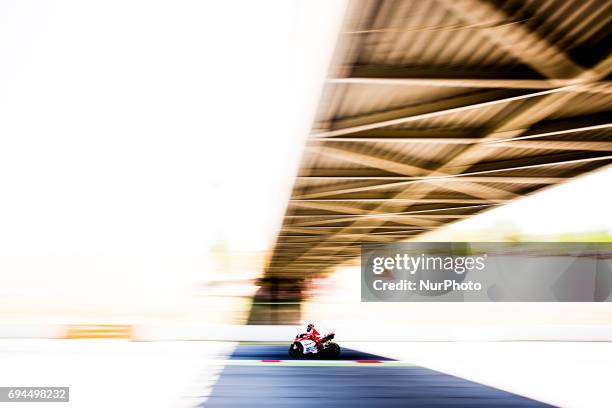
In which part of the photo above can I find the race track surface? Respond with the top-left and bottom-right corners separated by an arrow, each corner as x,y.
201,344 -> 552,407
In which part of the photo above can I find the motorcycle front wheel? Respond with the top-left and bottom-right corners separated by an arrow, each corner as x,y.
288,342 -> 303,357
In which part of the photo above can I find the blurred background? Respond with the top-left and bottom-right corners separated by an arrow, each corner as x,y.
0,0 -> 611,407
0,0 -> 345,328
1,0 -> 610,331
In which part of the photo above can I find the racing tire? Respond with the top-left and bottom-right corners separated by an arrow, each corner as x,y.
323,342 -> 341,359
288,342 -> 303,357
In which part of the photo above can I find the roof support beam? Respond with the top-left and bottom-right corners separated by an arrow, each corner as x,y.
276,234 -> 426,243
308,144 -> 519,200
280,226 -> 427,230
310,124 -> 612,144
313,87 -> 578,138
289,214 -> 469,228
293,154 -> 611,200
300,216 -> 443,229
308,145 -> 433,176
297,176 -> 565,183
328,76 -> 579,89
485,140 -> 612,151
290,198 -> 509,204
289,200 -> 373,215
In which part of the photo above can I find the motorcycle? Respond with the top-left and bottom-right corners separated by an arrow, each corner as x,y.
288,331 -> 341,358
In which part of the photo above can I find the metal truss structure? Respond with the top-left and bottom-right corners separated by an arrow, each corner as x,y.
266,0 -> 612,280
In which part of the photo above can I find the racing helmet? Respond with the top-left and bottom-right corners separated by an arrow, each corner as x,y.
306,323 -> 314,332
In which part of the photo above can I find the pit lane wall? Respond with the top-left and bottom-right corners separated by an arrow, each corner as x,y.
1,323 -> 612,341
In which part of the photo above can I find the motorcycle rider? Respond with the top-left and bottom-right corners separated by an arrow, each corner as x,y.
306,323 -> 321,343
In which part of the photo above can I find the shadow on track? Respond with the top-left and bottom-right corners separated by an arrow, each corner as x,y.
229,343 -> 392,361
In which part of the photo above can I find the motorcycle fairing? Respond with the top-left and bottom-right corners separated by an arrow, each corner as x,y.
300,339 -> 317,354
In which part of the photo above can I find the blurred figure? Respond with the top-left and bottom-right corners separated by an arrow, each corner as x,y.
306,322 -> 320,343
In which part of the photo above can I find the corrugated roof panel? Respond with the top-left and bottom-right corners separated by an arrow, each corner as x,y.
356,0 -> 532,73
546,92 -> 612,120
330,84 -> 479,121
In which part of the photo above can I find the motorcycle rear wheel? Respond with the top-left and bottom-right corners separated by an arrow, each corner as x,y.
323,342 -> 341,358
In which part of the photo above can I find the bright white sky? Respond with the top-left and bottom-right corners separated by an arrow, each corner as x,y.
436,166 -> 612,237
0,0 -> 349,320
0,0 -> 347,257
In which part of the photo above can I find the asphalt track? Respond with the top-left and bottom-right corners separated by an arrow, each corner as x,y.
201,344 -> 552,407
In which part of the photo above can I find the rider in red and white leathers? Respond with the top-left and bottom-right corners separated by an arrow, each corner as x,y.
306,323 -> 321,344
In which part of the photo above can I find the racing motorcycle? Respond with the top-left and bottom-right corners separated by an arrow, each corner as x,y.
288,331 -> 341,358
